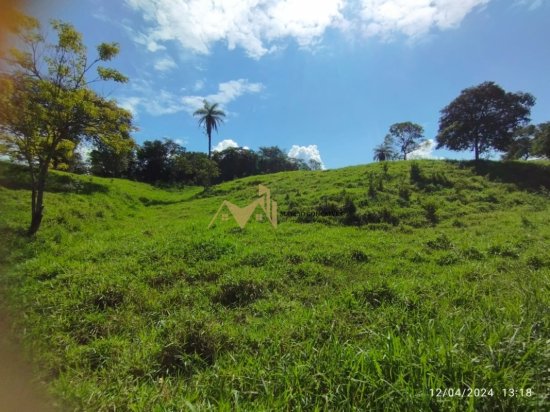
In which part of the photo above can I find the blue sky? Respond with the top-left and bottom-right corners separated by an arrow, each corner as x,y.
29,0 -> 550,169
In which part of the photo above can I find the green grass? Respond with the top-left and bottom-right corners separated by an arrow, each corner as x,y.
0,160 -> 549,411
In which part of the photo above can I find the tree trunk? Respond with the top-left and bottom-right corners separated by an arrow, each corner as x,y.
27,169 -> 47,236
474,137 -> 480,161
208,132 -> 211,159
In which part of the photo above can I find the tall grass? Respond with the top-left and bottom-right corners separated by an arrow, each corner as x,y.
0,160 -> 548,410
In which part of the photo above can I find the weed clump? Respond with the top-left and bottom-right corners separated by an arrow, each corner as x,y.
353,283 -> 398,308
488,244 -> 520,258
410,163 -> 424,184
157,321 -> 229,376
425,233 -> 453,250
423,201 -> 439,225
349,249 -> 370,262
215,280 -> 266,307
89,287 -> 125,310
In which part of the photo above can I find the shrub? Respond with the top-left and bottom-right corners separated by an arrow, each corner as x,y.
316,200 -> 341,217
342,196 -> 359,225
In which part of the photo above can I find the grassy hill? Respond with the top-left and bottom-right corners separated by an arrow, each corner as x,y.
0,160 -> 549,411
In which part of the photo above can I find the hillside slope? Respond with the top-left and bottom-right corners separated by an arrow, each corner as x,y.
0,160 -> 549,411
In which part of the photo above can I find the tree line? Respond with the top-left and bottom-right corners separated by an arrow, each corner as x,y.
374,81 -> 550,161
84,139 -> 319,185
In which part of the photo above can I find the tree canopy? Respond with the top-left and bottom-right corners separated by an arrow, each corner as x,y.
387,122 -> 425,160
0,15 -> 134,234
532,122 -> 550,159
436,81 -> 535,160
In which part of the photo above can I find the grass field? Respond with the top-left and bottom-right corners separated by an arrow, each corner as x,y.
0,160 -> 549,411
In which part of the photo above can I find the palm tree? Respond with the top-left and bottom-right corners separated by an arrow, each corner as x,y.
193,100 -> 226,158
373,135 -> 395,162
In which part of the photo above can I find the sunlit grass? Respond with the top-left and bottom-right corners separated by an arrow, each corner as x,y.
0,160 -> 549,410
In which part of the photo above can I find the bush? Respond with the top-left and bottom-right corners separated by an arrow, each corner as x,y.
316,200 -> 341,217
342,196 -> 359,225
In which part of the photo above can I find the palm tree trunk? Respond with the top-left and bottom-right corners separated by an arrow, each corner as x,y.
208,132 -> 212,159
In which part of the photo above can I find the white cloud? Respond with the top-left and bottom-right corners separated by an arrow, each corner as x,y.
408,139 -> 442,159
174,138 -> 188,146
288,144 -> 326,169
124,0 -> 499,58
124,0 -> 346,59
153,56 -> 177,72
359,0 -> 490,39
213,139 -> 240,152
117,78 -> 263,117
193,80 -> 205,91
181,79 -> 264,113
118,96 -> 142,117
514,0 -> 543,11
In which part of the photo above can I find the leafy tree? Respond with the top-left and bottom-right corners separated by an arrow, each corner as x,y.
257,146 -> 303,173
193,100 -> 225,158
173,152 -> 219,187
386,122 -> 425,160
532,122 -> 550,159
437,81 -> 535,160
503,125 -> 536,160
0,16 -> 133,234
307,159 -> 323,171
288,157 -> 310,171
135,139 -> 184,184
258,146 -> 286,173
213,147 -> 259,182
90,141 -> 135,178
